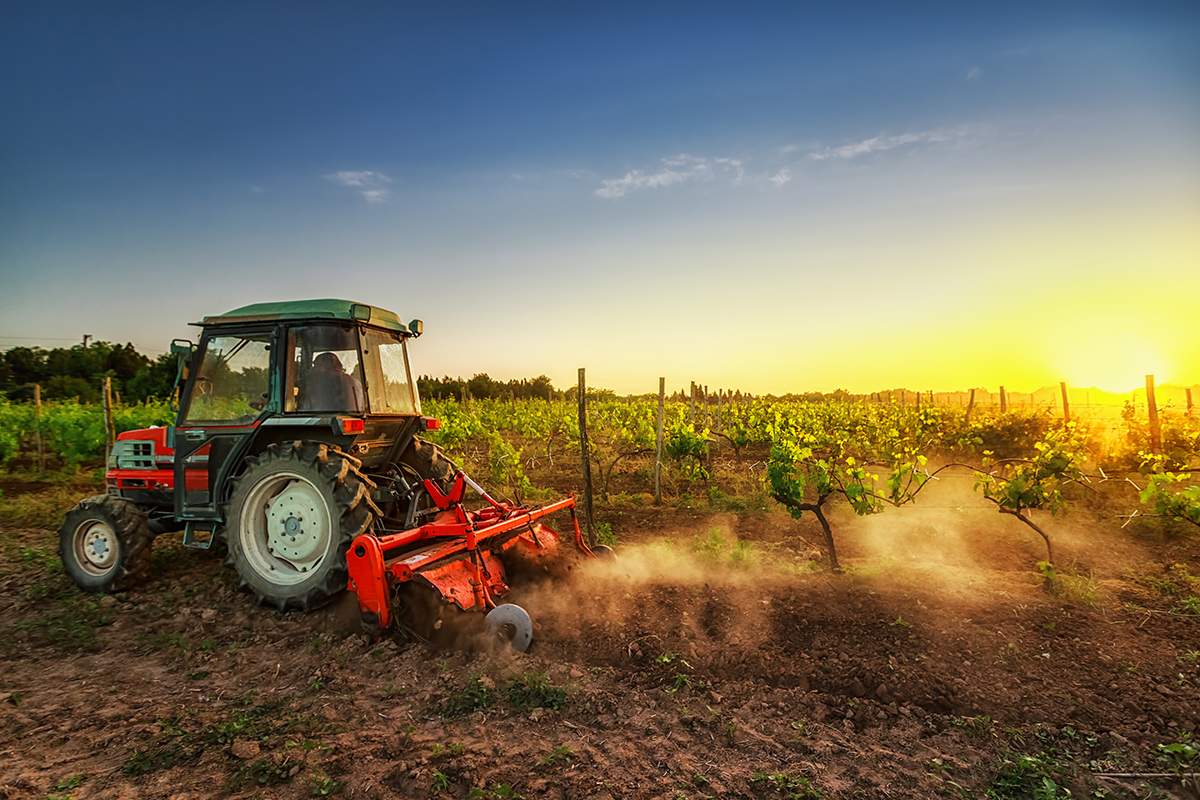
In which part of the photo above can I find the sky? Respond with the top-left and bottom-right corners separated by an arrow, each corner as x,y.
2,1 -> 1198,396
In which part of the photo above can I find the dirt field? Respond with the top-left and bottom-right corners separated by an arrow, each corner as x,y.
1,473 -> 1198,800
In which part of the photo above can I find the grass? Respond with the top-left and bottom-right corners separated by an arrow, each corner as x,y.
750,771 -> 827,799
430,675 -> 495,719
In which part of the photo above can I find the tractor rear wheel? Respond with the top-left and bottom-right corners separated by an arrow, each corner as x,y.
225,441 -> 377,612
59,495 -> 154,593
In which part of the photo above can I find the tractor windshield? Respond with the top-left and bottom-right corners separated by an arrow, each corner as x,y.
359,328 -> 419,414
183,333 -> 272,425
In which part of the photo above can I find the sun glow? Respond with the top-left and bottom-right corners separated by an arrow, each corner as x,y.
1054,338 -> 1170,394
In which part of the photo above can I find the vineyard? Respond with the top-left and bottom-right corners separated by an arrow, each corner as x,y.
2,391 -> 1200,798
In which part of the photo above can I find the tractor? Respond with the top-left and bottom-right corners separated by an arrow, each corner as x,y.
58,299 -> 595,650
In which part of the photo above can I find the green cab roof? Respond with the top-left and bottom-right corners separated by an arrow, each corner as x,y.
196,298 -> 412,334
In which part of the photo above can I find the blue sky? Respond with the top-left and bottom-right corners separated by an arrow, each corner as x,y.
2,2 -> 1198,394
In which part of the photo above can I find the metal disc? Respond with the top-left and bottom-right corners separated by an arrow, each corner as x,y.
485,603 -> 533,653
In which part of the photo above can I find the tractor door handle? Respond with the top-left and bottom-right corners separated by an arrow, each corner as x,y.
184,430 -> 206,441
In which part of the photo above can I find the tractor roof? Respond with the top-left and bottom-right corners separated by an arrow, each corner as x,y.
196,299 -> 413,334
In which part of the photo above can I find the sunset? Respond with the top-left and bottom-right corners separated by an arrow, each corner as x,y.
2,4 -> 1200,797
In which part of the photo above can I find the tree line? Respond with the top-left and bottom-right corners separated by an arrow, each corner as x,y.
0,343 -> 177,404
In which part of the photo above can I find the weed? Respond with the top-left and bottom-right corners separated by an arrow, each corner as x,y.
54,774 -> 87,791
431,742 -> 465,757
750,771 -> 826,799
891,616 -> 910,628
186,670 -> 210,681
383,683 -> 404,700
467,784 -> 524,799
306,636 -> 325,654
504,672 -> 567,712
1176,596 -> 1200,615
234,757 -> 291,789
538,745 -> 575,768
951,714 -> 993,738
432,676 -> 495,718
1156,734 -> 1200,794
310,772 -> 344,796
596,522 -> 617,546
432,770 -> 450,792
986,753 -> 1070,799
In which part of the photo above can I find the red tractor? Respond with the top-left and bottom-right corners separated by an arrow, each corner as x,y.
58,299 -> 595,650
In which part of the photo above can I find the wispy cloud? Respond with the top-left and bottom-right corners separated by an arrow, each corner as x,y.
595,128 -> 970,198
595,154 -> 743,198
327,170 -> 392,203
967,66 -> 982,81
807,130 -> 952,161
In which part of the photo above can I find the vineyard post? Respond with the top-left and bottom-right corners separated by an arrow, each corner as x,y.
703,385 -> 710,457
1187,388 -> 1194,416
103,376 -> 116,462
915,391 -> 920,412
577,368 -> 596,545
34,384 -> 44,472
655,377 -> 664,506
689,382 -> 696,427
1000,385 -> 1007,413
1146,374 -> 1162,455
1060,382 -> 1070,424
965,388 -> 975,426
715,390 -> 722,454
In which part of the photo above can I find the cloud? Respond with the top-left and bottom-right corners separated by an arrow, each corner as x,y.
807,130 -> 951,161
768,169 -> 792,187
595,154 -> 744,198
327,170 -> 392,203
967,66 -> 982,81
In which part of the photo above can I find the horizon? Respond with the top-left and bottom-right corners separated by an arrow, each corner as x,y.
2,3 -> 1198,396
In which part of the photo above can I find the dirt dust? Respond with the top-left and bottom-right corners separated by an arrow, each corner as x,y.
1,477 -> 1199,799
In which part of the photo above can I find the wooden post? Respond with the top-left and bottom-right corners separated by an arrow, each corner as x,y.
655,378 -> 664,506
703,384 -> 710,457
1187,387 -> 1194,416
577,368 -> 595,545
103,376 -> 116,462
689,381 -> 696,427
34,384 -> 44,472
1060,381 -> 1070,424
965,389 -> 975,426
915,390 -> 920,412
714,390 -> 722,454
1146,374 -> 1162,455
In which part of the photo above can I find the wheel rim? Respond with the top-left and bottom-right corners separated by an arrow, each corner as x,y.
73,519 -> 118,577
239,471 -> 333,585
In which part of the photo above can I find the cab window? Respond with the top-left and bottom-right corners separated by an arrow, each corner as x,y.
183,334 -> 271,425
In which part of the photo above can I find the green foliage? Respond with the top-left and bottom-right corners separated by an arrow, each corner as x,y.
750,771 -> 827,799
537,745 -> 575,768
432,675 -> 495,718
975,425 -> 1087,517
986,753 -> 1071,799
1156,733 -> 1200,794
504,672 -> 568,712
1137,464 -> 1200,528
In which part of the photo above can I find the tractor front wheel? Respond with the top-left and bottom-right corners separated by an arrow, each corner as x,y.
225,441 -> 376,611
59,495 -> 154,593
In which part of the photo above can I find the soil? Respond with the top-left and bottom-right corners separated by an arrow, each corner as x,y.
1,473 -> 1199,800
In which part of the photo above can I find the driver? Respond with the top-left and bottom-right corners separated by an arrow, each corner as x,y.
302,352 -> 364,412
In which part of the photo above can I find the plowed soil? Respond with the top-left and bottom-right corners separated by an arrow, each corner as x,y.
2,475 -> 1199,800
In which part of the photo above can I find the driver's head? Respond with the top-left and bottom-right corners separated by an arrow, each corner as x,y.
313,352 -> 344,373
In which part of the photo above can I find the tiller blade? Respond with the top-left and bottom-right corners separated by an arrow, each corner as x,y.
346,470 -> 593,631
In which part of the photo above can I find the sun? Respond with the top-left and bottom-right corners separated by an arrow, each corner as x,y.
1054,338 -> 1170,394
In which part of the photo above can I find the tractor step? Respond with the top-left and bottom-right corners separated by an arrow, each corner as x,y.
183,522 -> 217,550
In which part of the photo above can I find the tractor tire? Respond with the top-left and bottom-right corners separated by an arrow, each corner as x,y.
399,436 -> 457,494
59,495 -> 154,593
224,441 -> 377,612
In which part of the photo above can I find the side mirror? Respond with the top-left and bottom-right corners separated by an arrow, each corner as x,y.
408,319 -> 423,337
170,339 -> 195,356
